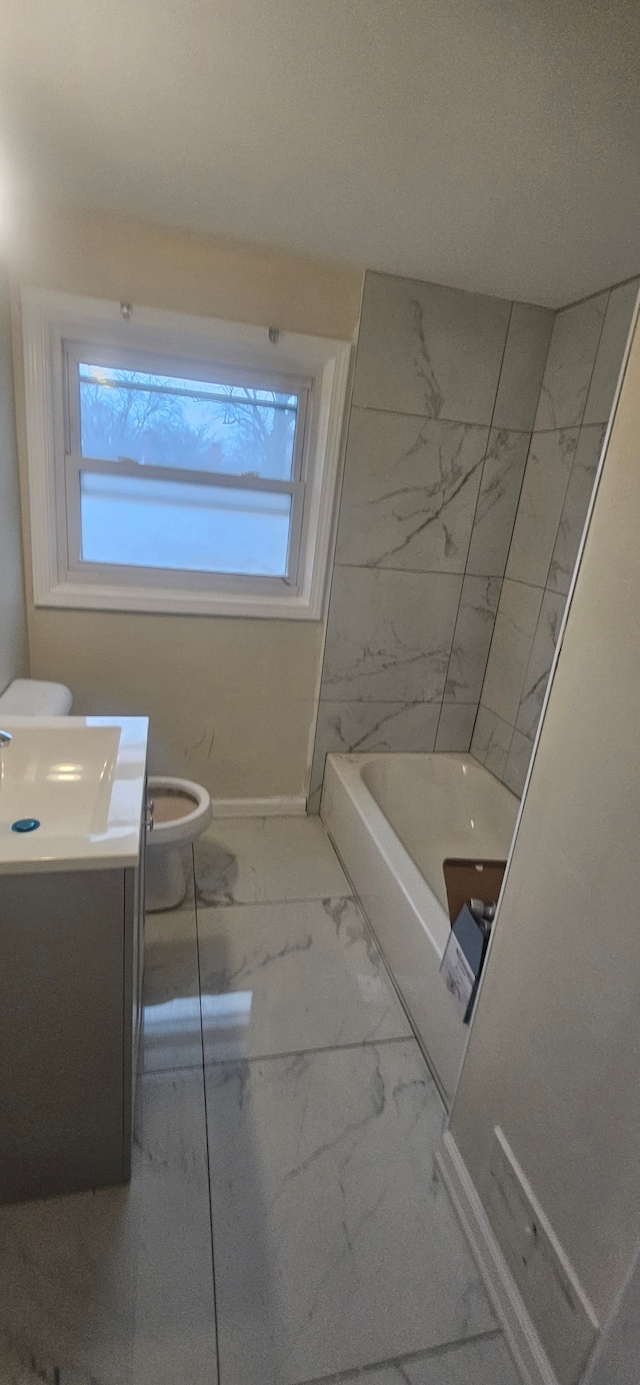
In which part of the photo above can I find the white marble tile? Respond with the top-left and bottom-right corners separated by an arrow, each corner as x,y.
335,410 -> 487,573
320,1333 -> 522,1384
195,815 -> 350,906
434,704 -> 478,753
206,1042 -> 495,1385
444,575 -> 501,703
353,272 -> 511,424
198,896 -> 411,1063
534,293 -> 608,430
547,423 -> 605,595
505,429 -> 577,588
309,700 -> 441,808
323,567 -> 462,703
471,705 -> 514,781
0,1070 -> 216,1385
584,278 -> 639,425
480,580 -> 544,726
465,429 -> 530,577
143,906 -> 202,1072
493,302 -> 555,432
516,589 -> 567,740
503,729 -> 534,798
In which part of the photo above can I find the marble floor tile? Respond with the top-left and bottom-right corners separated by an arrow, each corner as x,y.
492,301 -> 554,433
534,292 -> 608,430
323,566 -> 462,703
195,815 -> 350,906
297,1332 -> 521,1384
0,1069 -> 216,1385
206,1042 -> 495,1385
334,410 -> 487,573
198,896 -> 411,1063
465,429 -> 530,578
353,272 -> 510,425
142,906 -> 202,1072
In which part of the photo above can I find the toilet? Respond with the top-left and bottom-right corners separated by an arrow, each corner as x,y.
0,679 -> 213,912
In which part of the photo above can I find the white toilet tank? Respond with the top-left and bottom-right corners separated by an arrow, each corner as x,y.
0,679 -> 73,715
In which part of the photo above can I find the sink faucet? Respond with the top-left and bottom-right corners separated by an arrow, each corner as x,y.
0,731 -> 12,745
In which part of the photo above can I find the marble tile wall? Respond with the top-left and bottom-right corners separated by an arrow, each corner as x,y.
473,276 -> 639,797
309,271 -> 554,809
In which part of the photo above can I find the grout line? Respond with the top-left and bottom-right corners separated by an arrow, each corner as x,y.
192,844 -> 222,1385
558,270 -> 639,314
195,890 -> 356,911
292,1326 -> 505,1385
347,400 -> 528,430
203,1034 -> 416,1072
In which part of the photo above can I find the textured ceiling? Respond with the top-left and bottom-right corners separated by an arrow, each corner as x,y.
1,0 -> 639,306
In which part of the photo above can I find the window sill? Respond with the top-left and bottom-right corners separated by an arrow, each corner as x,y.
35,578 -> 324,620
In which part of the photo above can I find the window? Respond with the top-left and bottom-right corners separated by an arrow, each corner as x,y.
23,290 -> 351,618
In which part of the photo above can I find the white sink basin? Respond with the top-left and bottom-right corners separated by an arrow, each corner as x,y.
0,716 -> 148,873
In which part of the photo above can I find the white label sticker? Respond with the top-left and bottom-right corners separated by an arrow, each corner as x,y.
440,932 -> 476,1019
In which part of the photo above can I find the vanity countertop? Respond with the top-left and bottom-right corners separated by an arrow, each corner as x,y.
0,715 -> 148,874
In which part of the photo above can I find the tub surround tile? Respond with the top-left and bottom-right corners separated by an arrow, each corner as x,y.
353,272 -> 511,424
206,1041 -> 495,1385
547,423 -> 605,596
516,590 -> 567,740
198,896 -> 411,1064
319,1333 -> 522,1384
481,580 -> 544,726
310,699 -> 441,808
584,278 -> 639,425
471,705 -> 514,780
435,704 -> 478,753
0,1069 -> 216,1385
335,411 -> 488,573
444,575 -> 501,703
143,906 -> 202,1073
534,292 -> 608,430
323,567 -> 462,704
465,429 -> 530,577
492,302 -> 555,432
505,429 -> 577,588
503,728 -> 534,797
195,815 -> 349,906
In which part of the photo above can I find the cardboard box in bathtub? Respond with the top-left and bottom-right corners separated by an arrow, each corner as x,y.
439,858 -> 506,1023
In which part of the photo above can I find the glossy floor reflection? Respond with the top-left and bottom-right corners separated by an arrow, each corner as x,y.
0,818 -> 523,1385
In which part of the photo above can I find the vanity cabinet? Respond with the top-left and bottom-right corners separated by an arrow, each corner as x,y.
0,809 -> 147,1204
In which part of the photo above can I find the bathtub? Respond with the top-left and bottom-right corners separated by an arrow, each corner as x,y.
320,753 -> 519,1106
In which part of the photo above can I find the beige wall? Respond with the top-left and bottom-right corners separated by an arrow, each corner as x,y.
8,207 -> 363,798
0,259 -> 28,695
450,305 -> 640,1362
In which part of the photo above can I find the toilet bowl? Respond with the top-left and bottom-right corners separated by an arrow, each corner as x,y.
0,678 -> 213,913
146,776 -> 213,911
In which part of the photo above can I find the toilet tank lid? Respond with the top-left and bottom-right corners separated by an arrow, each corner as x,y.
0,679 -> 73,715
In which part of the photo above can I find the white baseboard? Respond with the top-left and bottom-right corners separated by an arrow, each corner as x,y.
209,795 -> 307,818
437,1131 -> 558,1385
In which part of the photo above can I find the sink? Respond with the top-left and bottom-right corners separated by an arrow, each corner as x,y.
0,716 -> 148,873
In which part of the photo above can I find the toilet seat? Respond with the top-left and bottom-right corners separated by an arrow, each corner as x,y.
147,776 -> 212,848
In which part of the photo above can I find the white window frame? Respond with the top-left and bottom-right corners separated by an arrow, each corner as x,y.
22,287 -> 352,619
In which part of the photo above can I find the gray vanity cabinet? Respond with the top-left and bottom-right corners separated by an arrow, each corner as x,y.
0,813 -> 146,1204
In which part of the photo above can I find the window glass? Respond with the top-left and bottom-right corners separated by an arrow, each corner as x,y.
78,363 -> 298,480
79,472 -> 292,576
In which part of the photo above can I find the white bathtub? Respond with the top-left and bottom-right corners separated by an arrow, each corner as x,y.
320,753 -> 519,1105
